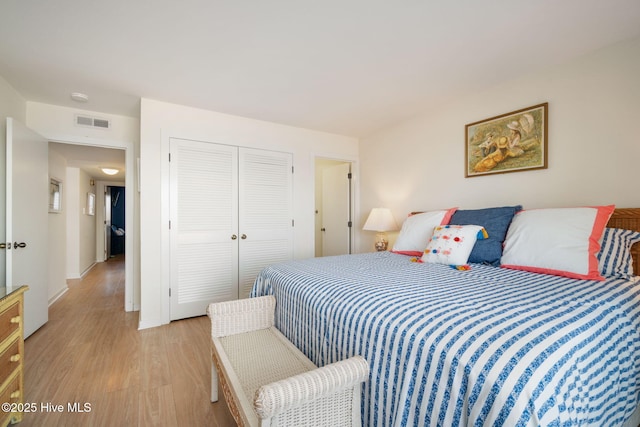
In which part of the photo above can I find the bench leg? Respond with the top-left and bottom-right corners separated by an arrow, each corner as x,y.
211,359 -> 219,403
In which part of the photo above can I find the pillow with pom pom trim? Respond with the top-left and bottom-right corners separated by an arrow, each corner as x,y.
421,225 -> 488,266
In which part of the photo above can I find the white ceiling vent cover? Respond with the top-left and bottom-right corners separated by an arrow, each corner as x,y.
75,114 -> 110,129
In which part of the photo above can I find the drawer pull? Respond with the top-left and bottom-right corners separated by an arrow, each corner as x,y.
10,391 -> 20,399
10,316 -> 20,324
10,354 -> 20,362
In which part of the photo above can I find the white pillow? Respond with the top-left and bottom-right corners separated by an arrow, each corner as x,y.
421,225 -> 488,266
501,205 -> 615,280
392,208 -> 457,256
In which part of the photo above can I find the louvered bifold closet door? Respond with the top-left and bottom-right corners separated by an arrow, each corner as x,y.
238,148 -> 293,298
170,138 -> 239,320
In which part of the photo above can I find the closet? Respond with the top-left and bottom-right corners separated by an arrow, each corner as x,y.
169,138 -> 293,320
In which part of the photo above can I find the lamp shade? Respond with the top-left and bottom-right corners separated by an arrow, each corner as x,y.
363,208 -> 398,232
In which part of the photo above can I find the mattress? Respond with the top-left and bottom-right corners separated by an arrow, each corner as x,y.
251,251 -> 640,426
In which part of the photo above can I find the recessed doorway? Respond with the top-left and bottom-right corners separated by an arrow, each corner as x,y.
314,158 -> 354,257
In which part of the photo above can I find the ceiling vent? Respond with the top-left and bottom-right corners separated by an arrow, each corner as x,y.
75,114 -> 110,129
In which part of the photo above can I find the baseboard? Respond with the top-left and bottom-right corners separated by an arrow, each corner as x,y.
48,286 -> 68,306
80,262 -> 97,278
137,319 -> 161,330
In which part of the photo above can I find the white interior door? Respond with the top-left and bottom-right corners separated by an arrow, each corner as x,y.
6,118 -> 49,338
238,148 -> 293,298
170,138 -> 239,320
321,162 -> 351,257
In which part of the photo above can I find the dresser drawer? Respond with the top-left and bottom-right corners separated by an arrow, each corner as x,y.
0,371 -> 21,425
0,339 -> 20,380
0,370 -> 20,406
0,303 -> 20,344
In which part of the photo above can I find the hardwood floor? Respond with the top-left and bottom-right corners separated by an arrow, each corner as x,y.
20,256 -> 236,426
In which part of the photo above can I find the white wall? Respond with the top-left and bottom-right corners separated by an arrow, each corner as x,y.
78,169 -> 97,275
65,167 -> 97,277
65,168 -> 80,278
27,102 -> 140,311
359,36 -> 640,252
26,103 -> 139,145
0,76 -> 26,286
139,98 -> 359,328
48,147 -> 68,303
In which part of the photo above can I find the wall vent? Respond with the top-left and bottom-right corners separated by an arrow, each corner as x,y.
75,114 -> 111,129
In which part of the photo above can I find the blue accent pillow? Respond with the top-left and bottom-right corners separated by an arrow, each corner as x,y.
449,205 -> 522,266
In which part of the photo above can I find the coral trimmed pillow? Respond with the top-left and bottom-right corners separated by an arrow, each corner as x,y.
421,225 -> 488,266
597,227 -> 640,279
501,205 -> 615,280
449,205 -> 522,266
392,208 -> 457,256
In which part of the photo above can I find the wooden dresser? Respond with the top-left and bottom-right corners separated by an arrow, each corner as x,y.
0,286 -> 28,426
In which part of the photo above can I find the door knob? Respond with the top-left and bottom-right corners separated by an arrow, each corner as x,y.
241,234 -> 247,239
231,234 -> 237,240
13,242 -> 26,249
0,242 -> 6,249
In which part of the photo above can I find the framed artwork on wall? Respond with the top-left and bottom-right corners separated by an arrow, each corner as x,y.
465,102 -> 548,177
49,177 -> 62,213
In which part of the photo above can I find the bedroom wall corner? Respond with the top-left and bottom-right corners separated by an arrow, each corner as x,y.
358,35 -> 640,253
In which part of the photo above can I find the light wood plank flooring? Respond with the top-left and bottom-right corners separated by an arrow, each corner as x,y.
20,256 -> 235,426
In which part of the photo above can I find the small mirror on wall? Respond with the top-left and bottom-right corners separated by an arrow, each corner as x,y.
49,177 -> 62,213
86,192 -> 95,216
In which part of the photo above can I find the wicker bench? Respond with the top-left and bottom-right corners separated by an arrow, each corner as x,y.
207,295 -> 369,427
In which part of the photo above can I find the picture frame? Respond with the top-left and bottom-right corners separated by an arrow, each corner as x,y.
87,192 -> 95,216
49,177 -> 62,213
465,102 -> 548,177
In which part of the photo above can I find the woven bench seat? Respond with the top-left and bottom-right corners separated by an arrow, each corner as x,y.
207,295 -> 369,427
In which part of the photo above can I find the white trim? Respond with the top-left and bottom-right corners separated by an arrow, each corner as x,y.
48,286 -> 68,306
80,261 -> 96,278
137,319 -> 158,331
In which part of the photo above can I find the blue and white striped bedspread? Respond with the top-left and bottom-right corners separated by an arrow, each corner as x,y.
251,251 -> 640,426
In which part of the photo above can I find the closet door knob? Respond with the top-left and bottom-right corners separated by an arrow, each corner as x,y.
231,234 -> 237,240
241,234 -> 247,239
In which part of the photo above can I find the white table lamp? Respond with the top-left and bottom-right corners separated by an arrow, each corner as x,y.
363,208 -> 398,251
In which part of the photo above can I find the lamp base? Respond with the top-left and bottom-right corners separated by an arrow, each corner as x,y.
374,233 -> 389,251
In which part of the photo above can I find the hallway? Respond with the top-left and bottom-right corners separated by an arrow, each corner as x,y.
20,256 -> 235,426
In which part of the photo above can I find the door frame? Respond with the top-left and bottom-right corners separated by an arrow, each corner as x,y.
47,137 -> 137,312
313,155 -> 359,257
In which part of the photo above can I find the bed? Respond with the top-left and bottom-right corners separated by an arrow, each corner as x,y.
250,206 -> 640,426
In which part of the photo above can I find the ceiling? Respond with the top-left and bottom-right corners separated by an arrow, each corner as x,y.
1,1 -> 640,138
49,142 -> 125,182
